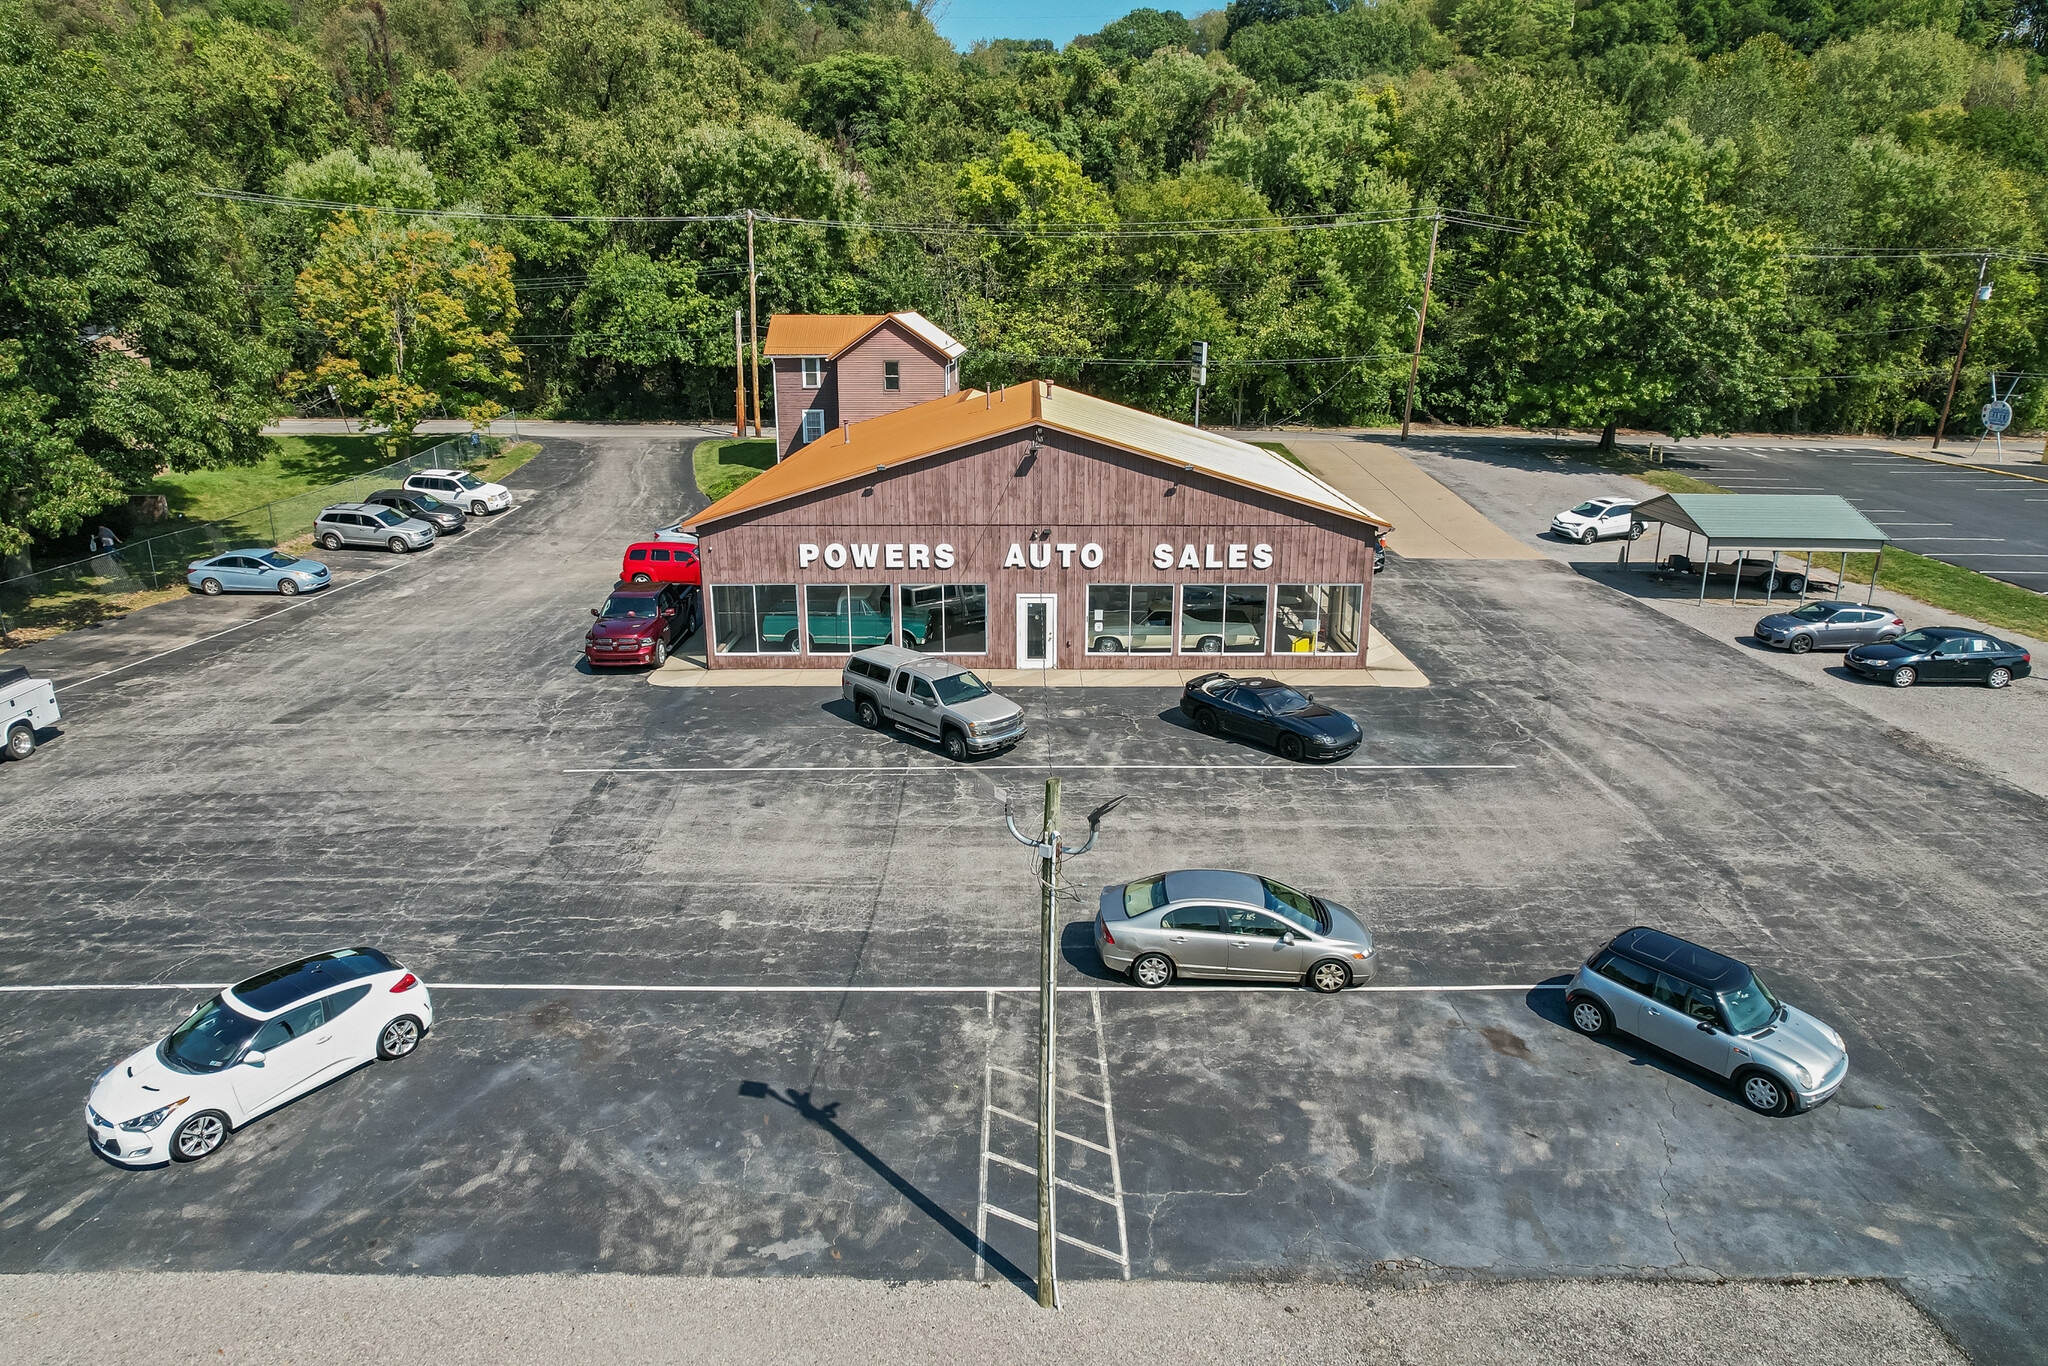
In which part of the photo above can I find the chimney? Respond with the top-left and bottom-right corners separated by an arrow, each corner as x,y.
842,420 -> 851,444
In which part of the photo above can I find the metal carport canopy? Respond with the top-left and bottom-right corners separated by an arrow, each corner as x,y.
1632,493 -> 1890,552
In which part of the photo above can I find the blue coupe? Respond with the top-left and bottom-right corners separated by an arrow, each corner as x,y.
187,549 -> 332,596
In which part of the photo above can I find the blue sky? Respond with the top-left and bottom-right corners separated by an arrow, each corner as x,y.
932,0 -> 1158,49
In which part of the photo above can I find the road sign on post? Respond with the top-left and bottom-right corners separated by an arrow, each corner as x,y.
1983,400 -> 2012,432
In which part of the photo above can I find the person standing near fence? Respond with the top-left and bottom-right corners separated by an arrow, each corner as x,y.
96,526 -> 120,552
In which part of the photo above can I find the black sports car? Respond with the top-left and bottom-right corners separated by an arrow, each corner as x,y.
1846,627 -> 2032,689
1180,673 -> 1362,762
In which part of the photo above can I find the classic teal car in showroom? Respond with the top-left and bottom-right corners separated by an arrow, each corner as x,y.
762,596 -> 935,651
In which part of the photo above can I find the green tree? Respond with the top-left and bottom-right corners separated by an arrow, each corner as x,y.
1086,8 -> 1198,60
1476,129 -> 1788,445
291,211 -> 524,446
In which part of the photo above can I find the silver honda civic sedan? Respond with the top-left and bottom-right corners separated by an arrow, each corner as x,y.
1095,869 -> 1377,992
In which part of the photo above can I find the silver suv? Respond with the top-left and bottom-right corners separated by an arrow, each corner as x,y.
841,646 -> 1025,762
315,503 -> 435,554
1565,926 -> 1848,1116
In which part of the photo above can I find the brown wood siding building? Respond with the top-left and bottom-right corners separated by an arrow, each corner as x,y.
697,427 -> 1380,670
768,317 -> 959,461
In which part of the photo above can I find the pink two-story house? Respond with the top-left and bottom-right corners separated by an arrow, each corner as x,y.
763,311 -> 966,461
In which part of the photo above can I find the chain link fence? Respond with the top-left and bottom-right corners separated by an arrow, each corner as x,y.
1,435 -> 480,648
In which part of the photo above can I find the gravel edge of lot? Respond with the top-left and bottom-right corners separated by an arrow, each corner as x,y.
0,1273 -> 1967,1365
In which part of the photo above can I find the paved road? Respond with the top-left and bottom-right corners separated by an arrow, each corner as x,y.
2,427 -> 2043,1362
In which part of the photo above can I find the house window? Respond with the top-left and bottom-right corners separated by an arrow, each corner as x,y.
1086,585 -> 1175,654
803,584 -> 893,654
1275,585 -> 1365,654
711,584 -> 799,655
1180,585 -> 1268,654
801,409 -> 826,444
944,361 -> 958,394
801,357 -> 823,388
883,361 -> 900,391
900,584 -> 988,653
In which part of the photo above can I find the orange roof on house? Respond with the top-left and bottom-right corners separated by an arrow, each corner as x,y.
762,311 -> 966,360
687,381 -> 1389,531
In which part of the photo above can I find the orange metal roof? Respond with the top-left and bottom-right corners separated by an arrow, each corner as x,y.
761,311 -> 965,360
687,381 -> 1390,531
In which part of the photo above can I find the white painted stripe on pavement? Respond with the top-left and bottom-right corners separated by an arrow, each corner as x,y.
563,763 -> 1519,775
0,980 -> 1565,995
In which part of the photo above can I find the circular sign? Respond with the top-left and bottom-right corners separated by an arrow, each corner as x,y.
1983,400 -> 2013,432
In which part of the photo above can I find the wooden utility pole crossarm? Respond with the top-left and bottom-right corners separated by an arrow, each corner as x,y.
747,210 -> 763,440
1400,211 -> 1442,443
1934,255 -> 1990,452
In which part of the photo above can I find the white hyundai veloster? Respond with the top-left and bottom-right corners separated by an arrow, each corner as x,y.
86,947 -> 433,1165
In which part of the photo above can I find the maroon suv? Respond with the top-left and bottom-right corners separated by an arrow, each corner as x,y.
585,582 -> 699,669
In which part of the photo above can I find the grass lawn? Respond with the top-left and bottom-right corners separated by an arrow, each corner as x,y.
695,437 -> 778,502
1561,442 -> 1732,495
148,435 -> 396,523
465,441 -> 542,485
1251,440 -> 1308,469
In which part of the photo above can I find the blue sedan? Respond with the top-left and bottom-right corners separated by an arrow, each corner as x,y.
186,549 -> 332,596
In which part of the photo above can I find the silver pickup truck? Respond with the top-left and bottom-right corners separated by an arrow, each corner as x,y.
841,646 -> 1026,762
3,663 -> 60,760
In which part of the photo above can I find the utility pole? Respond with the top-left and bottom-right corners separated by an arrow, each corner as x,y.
1005,788 -> 1122,1311
1191,341 -> 1208,429
746,210 -> 763,440
1934,255 -> 1991,452
733,309 -> 746,437
1400,211 -> 1442,443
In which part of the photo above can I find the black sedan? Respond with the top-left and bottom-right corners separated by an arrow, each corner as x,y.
1846,627 -> 2032,688
1180,673 -> 1361,761
367,488 -> 465,534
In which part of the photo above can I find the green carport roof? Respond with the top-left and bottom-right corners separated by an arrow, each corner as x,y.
1631,493 -> 1890,552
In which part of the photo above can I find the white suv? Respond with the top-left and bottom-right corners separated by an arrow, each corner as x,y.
403,467 -> 511,517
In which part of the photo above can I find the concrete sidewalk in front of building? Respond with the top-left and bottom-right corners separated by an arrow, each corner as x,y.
648,626 -> 1427,688
1285,437 -> 1547,561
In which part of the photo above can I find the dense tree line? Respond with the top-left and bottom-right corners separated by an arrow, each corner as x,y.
8,0 -> 2048,549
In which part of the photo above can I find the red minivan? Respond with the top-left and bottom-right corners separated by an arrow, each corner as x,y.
620,541 -> 700,586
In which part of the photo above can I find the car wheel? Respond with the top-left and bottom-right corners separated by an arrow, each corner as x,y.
781,630 -> 800,650
900,631 -> 918,648
1784,574 -> 1807,594
4,723 -> 34,761
200,577 -> 223,596
277,578 -> 299,596
1628,522 -> 1645,540
1307,959 -> 1350,993
1579,527 -> 1597,545
1279,733 -> 1306,763
1093,636 -> 1124,653
170,1110 -> 229,1162
1737,1069 -> 1794,1116
650,640 -> 668,668
378,1015 -> 423,1060
388,536 -> 409,554
1789,634 -> 1813,655
1193,707 -> 1221,735
1197,635 -> 1224,653
1878,633 -> 1898,643
941,729 -> 969,762
1989,665 -> 2013,689
1893,665 -> 1916,688
1130,953 -> 1173,989
1569,997 -> 1611,1036
631,572 -> 652,584
855,698 -> 881,727
321,533 -> 343,551
472,501 -> 488,517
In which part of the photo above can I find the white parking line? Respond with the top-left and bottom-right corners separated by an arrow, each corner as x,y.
0,980 -> 1564,994
562,764 -> 1520,775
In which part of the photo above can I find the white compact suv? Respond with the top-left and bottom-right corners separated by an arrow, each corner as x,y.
403,467 -> 512,517
86,947 -> 432,1165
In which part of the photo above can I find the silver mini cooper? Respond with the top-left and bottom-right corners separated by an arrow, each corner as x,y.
1095,869 -> 1377,992
1565,927 -> 1848,1115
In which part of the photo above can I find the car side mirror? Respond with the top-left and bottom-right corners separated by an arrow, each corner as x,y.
1281,932 -> 1296,946
243,1049 -> 267,1066
1695,1021 -> 1717,1034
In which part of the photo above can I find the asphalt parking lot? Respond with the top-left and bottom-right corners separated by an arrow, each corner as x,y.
3,429 -> 2044,1362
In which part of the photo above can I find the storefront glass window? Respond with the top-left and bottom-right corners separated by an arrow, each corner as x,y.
1276,585 -> 1364,654
712,584 -> 799,655
1087,585 -> 1174,654
1181,585 -> 1268,654
899,585 -> 987,653
804,584 -> 893,653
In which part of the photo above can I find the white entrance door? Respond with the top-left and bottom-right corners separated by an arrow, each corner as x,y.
1015,594 -> 1056,669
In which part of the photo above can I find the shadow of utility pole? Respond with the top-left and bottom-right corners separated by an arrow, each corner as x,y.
738,1080 -> 1035,1295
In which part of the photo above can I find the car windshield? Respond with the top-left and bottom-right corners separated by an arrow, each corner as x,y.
1568,501 -> 1605,516
258,552 -> 299,568
932,671 -> 991,705
372,508 -> 406,526
1789,603 -> 1833,621
1719,973 -> 1781,1034
1260,878 -> 1325,933
1893,630 -> 1942,651
602,594 -> 658,619
1123,876 -> 1168,917
411,494 -> 445,510
160,995 -> 262,1072
453,473 -> 483,490
1262,686 -> 1316,715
